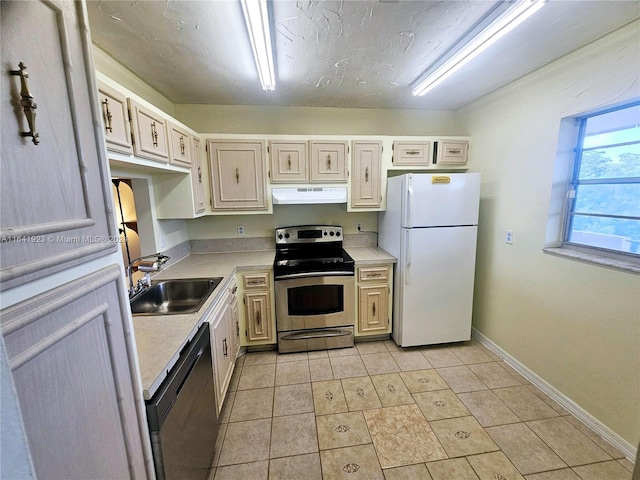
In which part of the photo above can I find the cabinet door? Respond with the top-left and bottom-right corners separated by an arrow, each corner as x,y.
392,141 -> 431,166
358,284 -> 389,333
191,137 -> 206,213
210,300 -> 233,415
351,141 -> 382,208
207,140 -> 267,210
1,266 -> 148,479
128,98 -> 169,162
309,141 -> 348,183
245,291 -> 272,342
437,140 -> 469,165
168,121 -> 192,167
1,1 -> 117,290
229,284 -> 240,359
269,141 -> 308,183
97,81 -> 133,155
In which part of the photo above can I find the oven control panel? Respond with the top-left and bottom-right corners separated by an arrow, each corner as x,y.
275,225 -> 343,244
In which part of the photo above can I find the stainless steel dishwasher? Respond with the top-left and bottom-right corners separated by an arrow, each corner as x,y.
146,323 -> 218,480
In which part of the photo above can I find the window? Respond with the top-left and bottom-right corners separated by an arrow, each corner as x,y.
563,101 -> 640,257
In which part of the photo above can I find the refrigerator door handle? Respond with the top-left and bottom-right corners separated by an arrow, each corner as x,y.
405,229 -> 412,285
405,175 -> 413,228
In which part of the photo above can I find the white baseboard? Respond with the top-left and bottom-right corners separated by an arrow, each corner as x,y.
471,327 -> 637,462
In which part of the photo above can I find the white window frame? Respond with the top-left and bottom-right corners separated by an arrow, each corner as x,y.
545,100 -> 640,274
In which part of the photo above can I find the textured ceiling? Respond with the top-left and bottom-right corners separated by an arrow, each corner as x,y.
87,0 -> 640,110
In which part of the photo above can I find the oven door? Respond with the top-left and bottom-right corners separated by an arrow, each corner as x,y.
275,274 -> 355,353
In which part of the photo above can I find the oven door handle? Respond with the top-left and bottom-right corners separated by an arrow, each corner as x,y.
275,271 -> 354,280
280,329 -> 352,340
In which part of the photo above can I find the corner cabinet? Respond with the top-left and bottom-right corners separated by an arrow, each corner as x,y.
208,278 -> 239,415
207,140 -> 268,211
191,137 -> 206,214
351,140 -> 382,208
238,271 -> 275,346
356,265 -> 393,336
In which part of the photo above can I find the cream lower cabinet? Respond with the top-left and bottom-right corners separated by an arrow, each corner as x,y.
208,278 -> 239,415
356,265 -> 393,336
238,271 -> 275,345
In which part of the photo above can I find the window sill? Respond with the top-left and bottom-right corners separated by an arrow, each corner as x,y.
543,246 -> 640,274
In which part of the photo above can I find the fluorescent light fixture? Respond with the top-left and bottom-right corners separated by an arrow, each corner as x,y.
411,0 -> 546,97
240,0 -> 276,91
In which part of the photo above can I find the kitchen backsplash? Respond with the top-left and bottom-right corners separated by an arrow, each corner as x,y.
190,232 -> 377,254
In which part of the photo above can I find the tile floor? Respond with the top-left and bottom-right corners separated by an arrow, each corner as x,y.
208,339 -> 635,480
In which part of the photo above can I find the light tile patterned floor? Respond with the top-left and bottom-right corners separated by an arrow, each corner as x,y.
209,340 -> 635,480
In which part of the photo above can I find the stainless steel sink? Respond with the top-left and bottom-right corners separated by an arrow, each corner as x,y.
130,278 -> 222,316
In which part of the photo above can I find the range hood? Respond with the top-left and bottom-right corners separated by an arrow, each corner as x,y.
272,187 -> 347,205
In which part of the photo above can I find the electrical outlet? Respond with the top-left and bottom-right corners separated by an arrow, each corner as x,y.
237,225 -> 245,236
356,222 -> 362,232
505,230 -> 513,244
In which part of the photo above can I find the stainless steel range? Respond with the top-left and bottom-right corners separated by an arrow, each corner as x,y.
274,225 -> 355,353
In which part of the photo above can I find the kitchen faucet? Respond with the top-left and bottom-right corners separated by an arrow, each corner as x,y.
127,253 -> 170,297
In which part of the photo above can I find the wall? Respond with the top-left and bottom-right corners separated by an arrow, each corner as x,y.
92,46 -> 176,116
188,204 -> 378,240
175,104 -> 459,136
460,20 -> 640,447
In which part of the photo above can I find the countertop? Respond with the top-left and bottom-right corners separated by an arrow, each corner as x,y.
133,247 -> 395,400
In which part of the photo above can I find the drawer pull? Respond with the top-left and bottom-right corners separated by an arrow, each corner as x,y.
406,150 -> 420,155
10,62 -> 39,145
151,122 -> 158,147
102,98 -> 113,133
447,148 -> 462,155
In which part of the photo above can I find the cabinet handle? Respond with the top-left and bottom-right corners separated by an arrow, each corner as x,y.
406,150 -> 420,155
102,98 -> 113,133
197,166 -> 202,183
327,154 -> 331,170
231,285 -> 238,294
372,302 -> 376,317
235,167 -> 240,183
180,135 -> 185,155
287,154 -> 291,170
365,167 -> 369,183
447,148 -> 462,155
151,122 -> 158,147
223,338 -> 228,357
9,62 -> 39,145
256,310 -> 261,325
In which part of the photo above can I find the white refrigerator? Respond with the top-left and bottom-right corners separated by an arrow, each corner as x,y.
378,173 -> 481,347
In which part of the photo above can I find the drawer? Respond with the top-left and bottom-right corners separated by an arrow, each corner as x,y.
392,141 -> 431,166
358,266 -> 389,283
436,140 -> 468,165
243,272 -> 270,289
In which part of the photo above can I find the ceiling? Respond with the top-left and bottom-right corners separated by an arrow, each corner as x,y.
87,0 -> 640,110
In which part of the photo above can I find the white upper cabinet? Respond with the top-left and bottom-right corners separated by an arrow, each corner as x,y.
269,141 -> 308,183
207,139 -> 268,211
128,98 -> 170,163
97,81 -> 133,155
309,140 -> 348,183
168,120 -> 192,167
